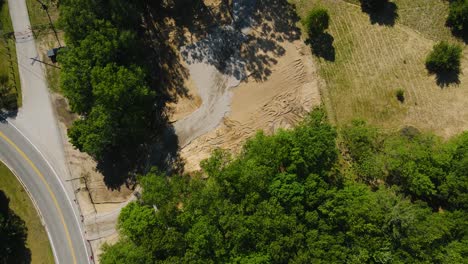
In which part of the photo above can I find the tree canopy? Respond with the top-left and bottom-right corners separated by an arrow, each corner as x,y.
425,41 -> 462,74
447,0 -> 468,37
58,0 -> 159,164
101,110 -> 468,263
303,8 -> 330,37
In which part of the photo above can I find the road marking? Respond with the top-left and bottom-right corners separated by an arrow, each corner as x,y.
0,131 -> 77,264
0,158 -> 59,264
3,121 -> 91,263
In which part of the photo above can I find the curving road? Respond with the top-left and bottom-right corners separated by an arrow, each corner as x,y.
0,122 -> 89,263
3,0 -> 91,263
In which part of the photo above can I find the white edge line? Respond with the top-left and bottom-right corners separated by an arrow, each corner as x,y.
4,121 -> 92,263
0,158 -> 60,264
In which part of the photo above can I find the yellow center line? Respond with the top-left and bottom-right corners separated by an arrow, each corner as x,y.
0,131 -> 77,264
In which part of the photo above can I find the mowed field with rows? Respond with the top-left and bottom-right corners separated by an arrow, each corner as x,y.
292,0 -> 468,137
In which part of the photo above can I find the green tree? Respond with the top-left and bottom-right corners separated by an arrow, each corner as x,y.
303,8 -> 330,36
118,202 -> 158,244
447,0 -> 468,36
67,64 -> 156,160
67,105 -> 115,160
100,240 -> 151,264
58,0 -> 158,166
101,110 -> 468,264
439,132 -> 468,210
58,0 -> 100,45
425,41 -> 462,74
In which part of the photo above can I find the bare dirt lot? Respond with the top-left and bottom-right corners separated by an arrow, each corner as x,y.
172,0 -> 322,172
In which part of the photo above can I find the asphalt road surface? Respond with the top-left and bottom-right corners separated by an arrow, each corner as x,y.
0,122 -> 90,263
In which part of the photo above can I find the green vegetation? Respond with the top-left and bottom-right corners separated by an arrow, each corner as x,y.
25,0 -> 59,28
425,41 -> 462,74
101,109 -> 468,263
447,0 -> 468,37
395,88 -> 404,102
58,0 -> 159,164
0,162 -> 54,263
292,0 -> 468,132
303,8 -> 330,36
0,0 -> 21,109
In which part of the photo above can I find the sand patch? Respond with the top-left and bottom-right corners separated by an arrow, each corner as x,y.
167,75 -> 202,122
180,38 -> 321,172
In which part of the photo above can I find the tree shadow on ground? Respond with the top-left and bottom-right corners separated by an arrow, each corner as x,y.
92,8 -> 193,188
362,1 -> 398,26
307,32 -> 335,61
435,71 -> 460,88
0,191 -> 31,263
98,121 -> 185,189
447,28 -> 468,44
96,0 -> 302,187
178,0 -> 301,81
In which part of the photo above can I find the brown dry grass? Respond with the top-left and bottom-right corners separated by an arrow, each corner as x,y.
292,0 -> 468,138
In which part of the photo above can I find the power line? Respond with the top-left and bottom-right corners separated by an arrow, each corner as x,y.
35,0 -> 62,47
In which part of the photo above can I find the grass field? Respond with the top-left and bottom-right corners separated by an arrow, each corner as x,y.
26,0 -> 59,29
26,0 -> 61,92
0,0 -> 22,108
292,0 -> 468,138
0,162 -> 54,264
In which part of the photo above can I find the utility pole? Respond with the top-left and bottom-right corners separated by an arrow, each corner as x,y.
35,0 -> 62,47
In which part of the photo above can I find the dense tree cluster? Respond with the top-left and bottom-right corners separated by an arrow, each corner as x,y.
425,41 -> 462,74
101,110 -> 468,263
342,120 -> 468,209
57,0 -> 157,161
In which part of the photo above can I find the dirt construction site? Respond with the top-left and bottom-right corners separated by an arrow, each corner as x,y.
35,0 -> 468,260
37,0 -> 322,258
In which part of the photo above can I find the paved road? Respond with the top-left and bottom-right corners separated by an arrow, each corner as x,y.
0,122 -> 89,263
4,0 -> 91,263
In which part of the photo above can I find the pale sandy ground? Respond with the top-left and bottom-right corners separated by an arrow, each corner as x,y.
178,36 -> 321,172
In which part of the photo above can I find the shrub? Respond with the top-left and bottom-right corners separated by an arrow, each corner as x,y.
303,8 -> 329,36
360,0 -> 387,12
396,89 -> 404,103
0,74 -> 8,86
447,0 -> 468,36
425,41 -> 462,74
